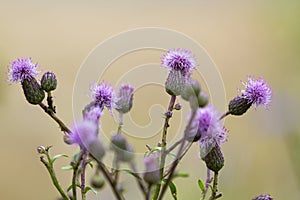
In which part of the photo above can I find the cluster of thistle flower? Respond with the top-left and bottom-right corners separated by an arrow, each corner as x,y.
8,49 -> 273,200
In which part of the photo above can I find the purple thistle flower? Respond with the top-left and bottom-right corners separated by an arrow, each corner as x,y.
90,81 -> 114,111
161,48 -> 196,76
240,76 -> 272,108
114,84 -> 134,114
69,120 -> 98,147
252,194 -> 273,200
197,105 -> 228,158
8,57 -> 39,83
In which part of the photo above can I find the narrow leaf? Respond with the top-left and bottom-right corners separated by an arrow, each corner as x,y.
198,179 -> 205,193
61,165 -> 73,170
173,173 -> 189,179
117,169 -> 142,180
168,181 -> 177,200
52,154 -> 68,163
84,186 -> 97,194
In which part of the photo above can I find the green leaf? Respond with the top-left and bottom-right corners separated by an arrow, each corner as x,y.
61,165 -> 73,170
198,179 -> 205,193
67,183 -> 81,192
52,154 -> 68,163
116,169 -> 142,180
173,173 -> 189,179
84,186 -> 97,194
168,181 -> 177,200
149,146 -> 162,153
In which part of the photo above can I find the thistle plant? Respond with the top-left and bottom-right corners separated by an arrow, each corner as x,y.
7,50 -> 273,200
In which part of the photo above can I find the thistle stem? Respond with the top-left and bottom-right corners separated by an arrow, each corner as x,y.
219,111 -> 231,120
209,172 -> 222,200
130,162 -> 148,198
40,151 -> 69,200
97,162 -> 124,200
158,109 -> 197,200
153,95 -> 176,199
72,151 -> 85,200
81,150 -> 88,200
39,103 -> 71,134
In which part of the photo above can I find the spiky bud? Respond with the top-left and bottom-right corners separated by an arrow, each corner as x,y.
143,153 -> 161,184
181,79 -> 201,101
252,194 -> 273,200
115,84 -> 134,114
228,96 -> 252,116
21,77 -> 45,105
110,133 -> 134,162
203,145 -> 224,173
165,70 -> 187,96
41,72 -> 57,92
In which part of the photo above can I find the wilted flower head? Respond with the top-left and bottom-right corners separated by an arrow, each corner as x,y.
161,48 -> 196,76
240,76 -> 272,108
8,57 -> 39,83
197,105 -> 228,158
84,106 -> 103,124
252,194 -> 273,200
114,84 -> 134,114
90,81 -> 114,110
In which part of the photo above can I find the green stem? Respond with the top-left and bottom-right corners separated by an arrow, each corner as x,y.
98,162 -> 124,200
158,109 -> 197,200
153,95 -> 176,199
40,154 -> 69,200
81,150 -> 88,200
72,151 -> 84,200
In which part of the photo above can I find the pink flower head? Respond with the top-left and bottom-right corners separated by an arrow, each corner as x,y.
197,105 -> 228,158
161,48 -> 196,76
90,81 -> 114,111
8,57 -> 39,83
240,76 -> 272,109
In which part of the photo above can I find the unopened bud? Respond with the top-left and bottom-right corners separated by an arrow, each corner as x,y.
41,72 -> 57,92
181,79 -> 201,101
203,145 -> 224,173
21,77 -> 45,105
37,146 -> 46,154
115,84 -> 134,114
252,194 -> 273,200
198,92 -> 209,108
174,103 -> 182,110
228,96 -> 251,116
91,174 -> 105,189
143,153 -> 161,184
111,133 -> 134,162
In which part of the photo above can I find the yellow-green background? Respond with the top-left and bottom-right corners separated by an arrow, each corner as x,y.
0,1 -> 299,199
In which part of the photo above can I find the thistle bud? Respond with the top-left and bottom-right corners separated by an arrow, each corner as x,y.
41,72 -> 57,92
91,174 -> 105,189
202,145 -> 224,173
181,79 -> 201,101
165,70 -> 186,96
111,133 -> 134,162
37,146 -> 46,154
21,77 -> 45,105
252,194 -> 273,200
198,91 -> 209,108
143,153 -> 161,184
228,96 -> 251,116
115,84 -> 134,114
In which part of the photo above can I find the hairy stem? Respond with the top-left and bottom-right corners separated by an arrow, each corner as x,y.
153,95 -> 176,199
81,150 -> 88,200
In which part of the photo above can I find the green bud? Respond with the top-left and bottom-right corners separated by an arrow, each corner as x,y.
21,77 -> 45,105
228,96 -> 251,116
91,174 -> 105,189
165,70 -> 186,96
198,92 -> 209,108
181,79 -> 201,101
203,145 -> 224,172
41,72 -> 57,92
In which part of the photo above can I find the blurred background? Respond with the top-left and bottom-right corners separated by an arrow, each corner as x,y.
0,0 -> 300,199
